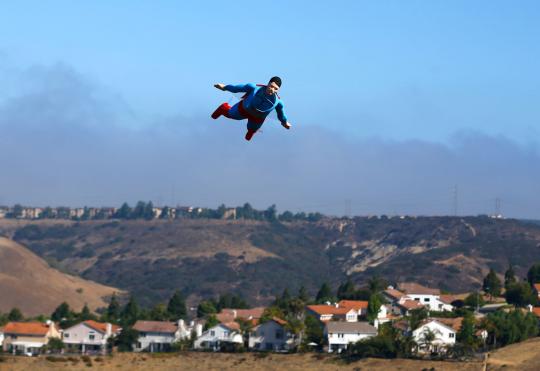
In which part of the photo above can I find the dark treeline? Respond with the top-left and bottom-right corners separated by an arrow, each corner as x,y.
3,201 -> 324,222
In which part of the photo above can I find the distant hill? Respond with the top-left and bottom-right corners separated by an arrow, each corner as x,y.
1,216 -> 540,307
0,236 -> 121,316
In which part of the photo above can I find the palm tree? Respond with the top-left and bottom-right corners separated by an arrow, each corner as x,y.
285,318 -> 305,350
419,328 -> 437,353
235,318 -> 254,349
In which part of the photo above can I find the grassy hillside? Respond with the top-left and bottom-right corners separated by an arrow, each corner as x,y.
2,216 -> 540,307
0,237 -> 121,316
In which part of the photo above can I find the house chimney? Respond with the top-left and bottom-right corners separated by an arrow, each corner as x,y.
232,309 -> 237,318
106,323 -> 112,336
195,323 -> 203,337
177,319 -> 185,331
46,320 -> 52,327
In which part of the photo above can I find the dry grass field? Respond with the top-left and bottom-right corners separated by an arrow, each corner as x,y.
2,337 -> 539,371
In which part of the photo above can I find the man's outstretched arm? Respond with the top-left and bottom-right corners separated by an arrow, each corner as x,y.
276,102 -> 291,129
214,83 -> 256,94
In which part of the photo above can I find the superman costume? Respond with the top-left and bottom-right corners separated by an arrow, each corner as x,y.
211,83 -> 288,141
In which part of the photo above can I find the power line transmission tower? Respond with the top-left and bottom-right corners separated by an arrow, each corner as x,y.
344,199 -> 351,218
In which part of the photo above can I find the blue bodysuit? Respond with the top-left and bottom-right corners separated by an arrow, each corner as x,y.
224,83 -> 288,131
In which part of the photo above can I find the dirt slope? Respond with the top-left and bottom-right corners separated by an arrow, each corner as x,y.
0,237 -> 121,316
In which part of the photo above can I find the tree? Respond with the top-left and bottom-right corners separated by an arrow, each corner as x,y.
121,296 -> 140,326
47,338 -> 65,353
167,291 -> 187,319
285,317 -> 305,349
367,294 -> 382,323
107,293 -> 121,322
235,317 -> 254,348
114,203 -> 132,219
297,285 -> 310,303
457,311 -> 476,347
483,268 -> 502,299
197,300 -> 217,318
115,327 -> 139,352
79,303 -> 93,321
337,279 -> 356,300
51,302 -> 71,322
504,264 -> 517,289
8,308 -> 24,321
304,314 -> 324,346
419,328 -> 437,352
150,303 -> 169,321
505,281 -> 535,307
464,292 -> 485,309
264,204 -> 277,221
408,307 -> 429,330
204,314 -> 219,330
527,263 -> 540,285
143,201 -> 155,220
367,276 -> 387,295
315,282 -> 334,304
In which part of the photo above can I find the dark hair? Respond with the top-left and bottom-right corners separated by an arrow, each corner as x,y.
269,76 -> 282,87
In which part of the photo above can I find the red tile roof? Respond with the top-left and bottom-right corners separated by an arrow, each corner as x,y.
398,282 -> 440,295
133,321 -> 177,333
532,307 -> 540,318
397,300 -> 424,310
3,322 -> 51,336
216,307 -> 265,323
384,288 -> 406,300
221,322 -> 240,331
439,295 -> 458,304
338,300 -> 369,310
83,320 -> 120,334
306,305 -> 353,316
429,317 -> 463,331
534,284 -> 540,293
272,317 -> 287,326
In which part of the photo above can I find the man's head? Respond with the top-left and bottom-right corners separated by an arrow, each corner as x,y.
266,76 -> 282,95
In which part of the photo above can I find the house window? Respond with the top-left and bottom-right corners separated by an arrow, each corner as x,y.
414,298 -> 420,301
338,334 -> 344,338
276,330 -> 284,339
449,333 -> 455,338
89,334 -> 95,340
64,333 -> 69,338
424,298 -> 430,302
210,331 -> 215,337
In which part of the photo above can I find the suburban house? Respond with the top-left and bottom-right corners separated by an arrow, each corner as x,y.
133,320 -> 203,352
249,318 -> 293,351
216,307 -> 266,323
534,284 -> 540,300
193,322 -> 243,350
412,319 -> 457,354
337,300 -> 369,316
2,321 -> 61,355
307,305 -> 357,322
383,283 -> 454,313
324,321 -> 377,353
62,320 -> 121,354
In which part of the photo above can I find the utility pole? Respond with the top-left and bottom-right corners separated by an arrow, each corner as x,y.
453,185 -> 458,216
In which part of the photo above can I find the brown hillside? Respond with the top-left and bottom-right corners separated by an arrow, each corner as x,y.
0,237 -> 121,316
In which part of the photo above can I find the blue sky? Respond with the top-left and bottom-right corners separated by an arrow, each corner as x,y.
1,1 -> 539,217
2,1 -> 539,141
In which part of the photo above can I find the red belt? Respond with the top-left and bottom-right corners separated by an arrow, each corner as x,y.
238,100 -> 265,124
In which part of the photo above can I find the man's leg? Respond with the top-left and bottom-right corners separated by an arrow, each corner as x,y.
212,102 -> 245,120
245,120 -> 264,141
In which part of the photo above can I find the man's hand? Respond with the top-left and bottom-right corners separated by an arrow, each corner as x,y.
214,83 -> 226,91
281,122 -> 292,130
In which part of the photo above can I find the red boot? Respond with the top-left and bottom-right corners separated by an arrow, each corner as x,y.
211,103 -> 231,119
245,129 -> 256,141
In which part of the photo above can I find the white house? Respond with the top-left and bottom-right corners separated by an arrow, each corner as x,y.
132,320 -> 203,352
324,321 -> 377,353
2,321 -> 61,355
306,305 -> 359,323
0,327 -> 4,347
248,318 -> 293,351
193,322 -> 243,350
62,320 -> 121,354
412,320 -> 456,354
383,283 -> 454,313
